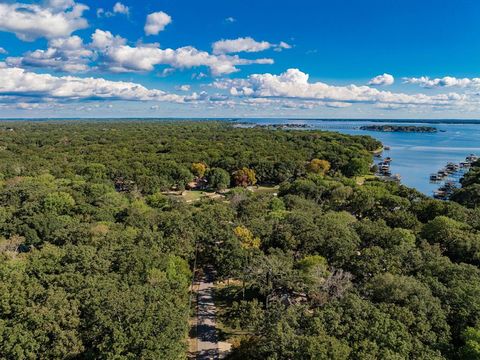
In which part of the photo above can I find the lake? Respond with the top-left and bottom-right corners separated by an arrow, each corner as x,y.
236,118 -> 480,196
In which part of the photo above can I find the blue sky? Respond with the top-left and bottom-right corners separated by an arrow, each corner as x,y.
0,0 -> 480,118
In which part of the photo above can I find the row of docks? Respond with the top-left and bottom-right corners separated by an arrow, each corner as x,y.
433,182 -> 458,200
374,147 -> 401,182
432,154 -> 478,199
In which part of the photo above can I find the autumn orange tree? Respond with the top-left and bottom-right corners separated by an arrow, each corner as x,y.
233,167 -> 257,187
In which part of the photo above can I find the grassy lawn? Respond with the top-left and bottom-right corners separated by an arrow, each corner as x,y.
250,185 -> 279,194
182,190 -> 205,202
164,190 -> 209,202
169,186 -> 278,203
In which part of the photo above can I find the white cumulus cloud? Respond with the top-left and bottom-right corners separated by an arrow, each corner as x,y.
0,66 -> 186,103
176,85 -> 191,91
97,2 -> 129,18
213,37 -> 272,54
3,28 -> 275,76
216,68 -> 466,107
145,11 -> 172,35
113,2 -> 129,15
0,1 -> 88,41
368,73 -> 394,86
92,30 -> 273,75
6,35 -> 93,72
91,29 -> 127,50
213,37 -> 291,54
403,76 -> 480,88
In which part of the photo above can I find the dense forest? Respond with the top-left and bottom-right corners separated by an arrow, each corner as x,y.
0,121 -> 480,359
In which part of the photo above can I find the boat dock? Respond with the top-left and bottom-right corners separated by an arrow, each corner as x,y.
374,147 -> 401,182
431,153 -> 478,199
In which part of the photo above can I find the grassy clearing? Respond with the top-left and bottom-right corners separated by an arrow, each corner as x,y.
250,185 -> 279,194
182,190 -> 205,202
168,186 -> 278,204
164,190 -> 214,203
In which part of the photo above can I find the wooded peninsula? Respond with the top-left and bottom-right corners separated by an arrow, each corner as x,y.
360,124 -> 438,133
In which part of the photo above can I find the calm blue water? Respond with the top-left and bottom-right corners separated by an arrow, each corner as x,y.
238,118 -> 480,196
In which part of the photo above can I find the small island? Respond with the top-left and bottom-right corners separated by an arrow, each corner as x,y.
360,125 -> 438,133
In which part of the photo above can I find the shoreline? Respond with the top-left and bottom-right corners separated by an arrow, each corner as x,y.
372,147 -> 384,154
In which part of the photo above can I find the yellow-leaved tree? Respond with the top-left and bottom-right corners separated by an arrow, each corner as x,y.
307,159 -> 331,175
234,225 -> 261,250
191,162 -> 207,179
234,225 -> 260,298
